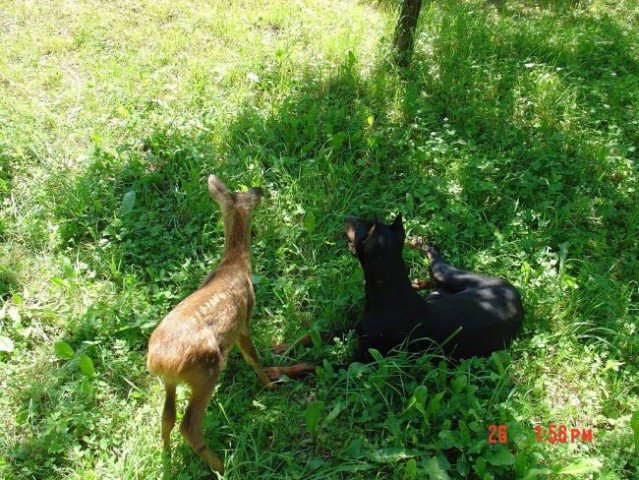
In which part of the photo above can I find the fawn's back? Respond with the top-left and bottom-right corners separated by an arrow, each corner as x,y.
147,258 -> 254,384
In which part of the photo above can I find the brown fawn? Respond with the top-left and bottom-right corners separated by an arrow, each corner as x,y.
147,174 -> 275,474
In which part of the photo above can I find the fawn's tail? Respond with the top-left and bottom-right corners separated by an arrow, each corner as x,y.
162,383 -> 177,449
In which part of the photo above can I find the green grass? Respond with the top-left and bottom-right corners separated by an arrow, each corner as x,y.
1,0 -> 638,478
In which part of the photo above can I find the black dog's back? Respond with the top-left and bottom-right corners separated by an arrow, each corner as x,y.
354,287 -> 522,360
419,248 -> 524,358
419,284 -> 523,358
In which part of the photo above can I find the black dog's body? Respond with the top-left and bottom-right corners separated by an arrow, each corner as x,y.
264,214 -> 524,381
347,215 -> 523,360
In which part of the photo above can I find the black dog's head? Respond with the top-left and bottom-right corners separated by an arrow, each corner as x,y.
344,214 -> 405,259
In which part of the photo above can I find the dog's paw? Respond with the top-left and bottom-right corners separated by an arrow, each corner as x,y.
271,343 -> 287,355
282,364 -> 316,378
412,278 -> 433,290
264,364 -> 316,381
263,367 -> 282,382
410,236 -> 426,246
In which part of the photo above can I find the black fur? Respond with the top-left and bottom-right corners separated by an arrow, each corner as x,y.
345,214 -> 524,360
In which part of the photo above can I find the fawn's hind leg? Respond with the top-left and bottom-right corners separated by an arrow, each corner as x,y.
162,383 -> 177,451
180,373 -> 224,473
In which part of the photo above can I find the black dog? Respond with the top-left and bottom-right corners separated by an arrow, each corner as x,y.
344,214 -> 523,360
264,214 -> 524,380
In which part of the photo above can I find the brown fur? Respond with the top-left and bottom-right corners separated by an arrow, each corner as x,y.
147,175 -> 274,474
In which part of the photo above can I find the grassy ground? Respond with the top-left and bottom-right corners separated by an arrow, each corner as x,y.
1,0 -> 638,478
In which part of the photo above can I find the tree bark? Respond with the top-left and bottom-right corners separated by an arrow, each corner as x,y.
393,0 -> 423,66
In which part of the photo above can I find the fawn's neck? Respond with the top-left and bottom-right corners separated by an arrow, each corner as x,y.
221,210 -> 252,267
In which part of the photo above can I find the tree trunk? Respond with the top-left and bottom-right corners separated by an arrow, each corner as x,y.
393,0 -> 423,66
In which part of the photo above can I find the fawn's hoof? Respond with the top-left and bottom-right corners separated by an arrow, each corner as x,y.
203,451 -> 224,474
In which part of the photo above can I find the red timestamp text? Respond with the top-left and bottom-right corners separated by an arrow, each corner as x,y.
488,425 -> 594,445
488,425 -> 508,444
535,424 -> 593,444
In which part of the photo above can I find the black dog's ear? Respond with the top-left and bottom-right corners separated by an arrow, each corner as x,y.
390,213 -> 405,245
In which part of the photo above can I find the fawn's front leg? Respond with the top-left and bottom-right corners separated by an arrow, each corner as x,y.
237,334 -> 277,390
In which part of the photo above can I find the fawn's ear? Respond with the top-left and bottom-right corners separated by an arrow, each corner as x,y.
345,216 -> 357,243
246,187 -> 264,207
208,175 -> 231,204
390,213 -> 405,245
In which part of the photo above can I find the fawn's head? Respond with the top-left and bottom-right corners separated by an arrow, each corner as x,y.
208,175 -> 263,251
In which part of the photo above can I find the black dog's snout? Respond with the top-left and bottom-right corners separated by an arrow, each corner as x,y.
344,215 -> 359,256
